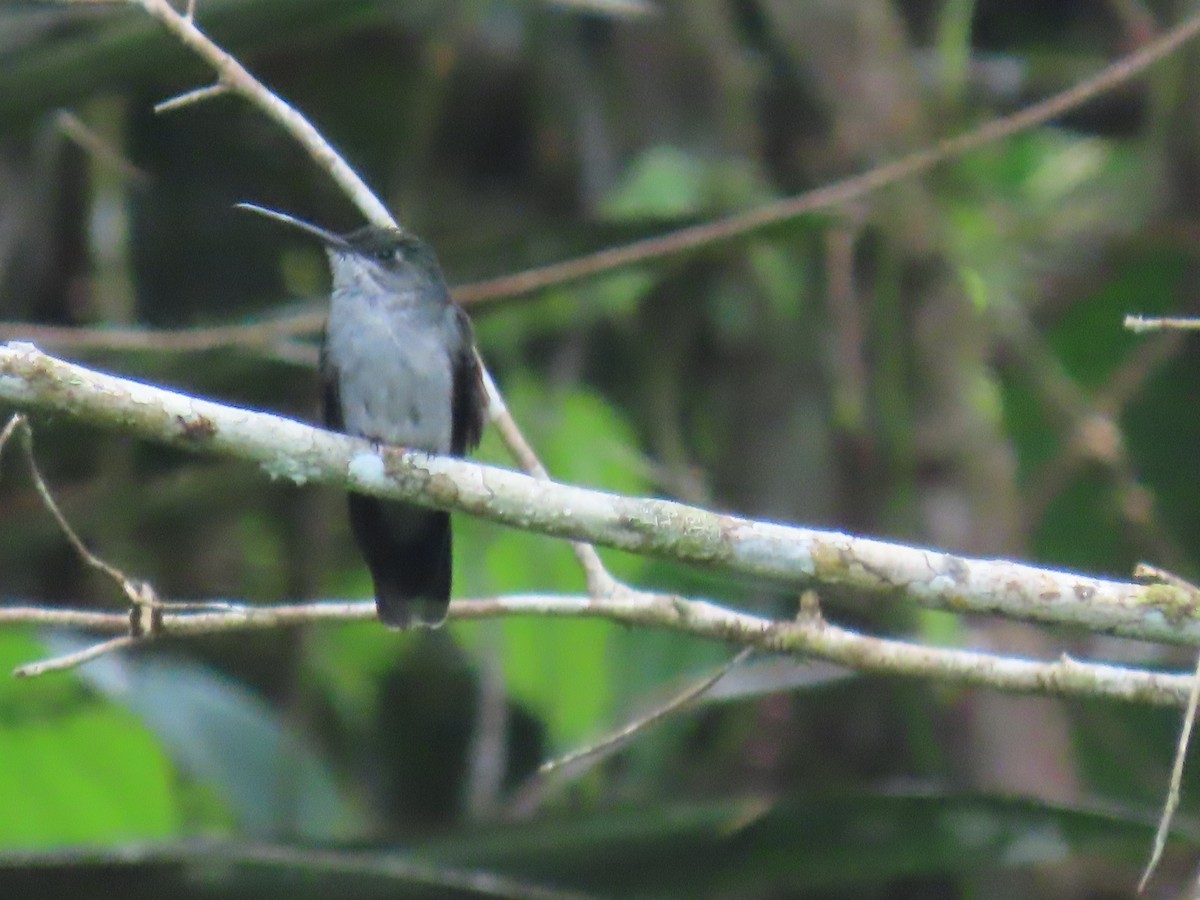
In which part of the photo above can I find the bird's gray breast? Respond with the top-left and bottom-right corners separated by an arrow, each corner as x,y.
325,286 -> 457,453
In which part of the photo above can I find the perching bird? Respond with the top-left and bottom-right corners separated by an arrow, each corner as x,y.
239,203 -> 486,628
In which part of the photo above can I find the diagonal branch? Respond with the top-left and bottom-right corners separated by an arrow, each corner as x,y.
11,8 -> 1200,355
453,7 -> 1200,303
130,0 -> 392,227
3,341 -> 1199,647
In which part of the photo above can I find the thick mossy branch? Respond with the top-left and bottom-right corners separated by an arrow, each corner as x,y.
3,340 -> 1200,646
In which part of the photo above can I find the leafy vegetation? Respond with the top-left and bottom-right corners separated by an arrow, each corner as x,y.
3,1 -> 1200,896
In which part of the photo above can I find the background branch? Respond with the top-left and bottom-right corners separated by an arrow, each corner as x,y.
6,9 -> 1200,354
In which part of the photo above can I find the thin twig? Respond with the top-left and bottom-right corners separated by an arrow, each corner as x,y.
0,594 -> 1194,707
154,82 -> 227,113
14,635 -> 140,678
1125,315 -> 1200,333
54,111 -> 150,185
1136,567 -> 1200,893
17,419 -> 133,590
1,415 -> 166,672
539,646 -> 753,776
2,414 -> 237,676
131,0 -> 392,227
0,414 -> 20,460
479,366 -> 617,595
506,644 -> 753,817
15,419 -> 169,627
0,311 -> 325,355
1140,647 -> 1200,893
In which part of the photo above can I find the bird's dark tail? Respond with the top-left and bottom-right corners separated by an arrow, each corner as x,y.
347,494 -> 452,629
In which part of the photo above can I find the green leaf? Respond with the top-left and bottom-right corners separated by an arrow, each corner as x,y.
452,375 -> 657,745
50,634 -> 364,839
599,146 -> 711,221
0,708 -> 180,847
0,631 -> 181,847
598,146 -> 771,223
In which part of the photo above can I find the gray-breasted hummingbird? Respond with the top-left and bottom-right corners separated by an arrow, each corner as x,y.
239,203 -> 486,629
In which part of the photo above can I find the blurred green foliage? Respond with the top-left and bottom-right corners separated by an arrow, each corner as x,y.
4,0 -> 1200,897
0,633 -> 181,845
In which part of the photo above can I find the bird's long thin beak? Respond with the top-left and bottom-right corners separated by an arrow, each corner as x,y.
235,202 -> 351,250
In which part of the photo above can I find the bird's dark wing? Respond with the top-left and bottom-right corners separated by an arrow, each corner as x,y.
450,305 -> 486,456
318,338 -> 345,431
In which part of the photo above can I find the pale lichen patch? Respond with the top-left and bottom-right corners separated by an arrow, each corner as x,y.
262,453 -> 322,485
348,451 -> 386,485
0,375 -> 33,401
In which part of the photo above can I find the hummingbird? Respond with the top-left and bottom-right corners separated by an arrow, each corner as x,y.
238,203 -> 486,629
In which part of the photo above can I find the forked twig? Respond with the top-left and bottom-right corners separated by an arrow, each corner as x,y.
0,413 -> 227,675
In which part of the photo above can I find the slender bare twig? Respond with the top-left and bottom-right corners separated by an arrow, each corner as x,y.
0,414 -> 20,459
539,646 -> 753,776
1140,647 -> 1200,893
6,417 -> 164,626
15,416 -> 137,591
478,362 -> 616,594
154,83 -> 227,113
1125,315 -> 1200,333
0,594 -> 1193,707
131,0 -> 392,227
54,111 -> 150,185
1137,567 -> 1200,893
14,635 -> 140,679
505,643 -> 754,817
0,311 -> 325,355
1,412 -> 246,675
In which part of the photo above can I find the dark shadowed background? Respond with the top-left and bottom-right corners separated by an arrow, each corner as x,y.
2,0 -> 1200,897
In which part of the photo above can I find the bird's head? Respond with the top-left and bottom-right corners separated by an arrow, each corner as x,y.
237,203 -> 446,302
